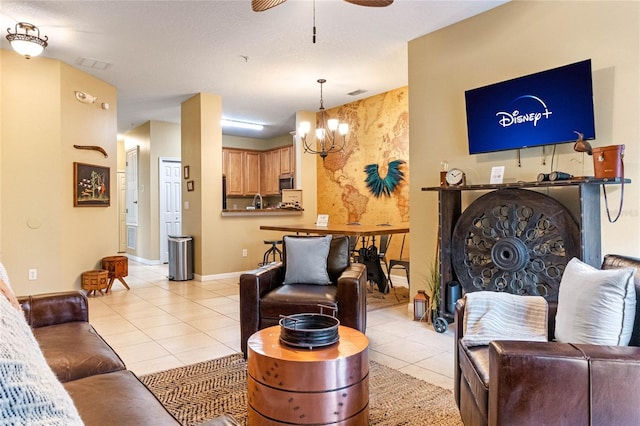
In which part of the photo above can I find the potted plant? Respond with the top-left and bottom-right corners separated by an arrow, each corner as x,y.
425,254 -> 440,325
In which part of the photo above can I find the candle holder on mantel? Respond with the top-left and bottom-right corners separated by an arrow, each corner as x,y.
413,290 -> 430,322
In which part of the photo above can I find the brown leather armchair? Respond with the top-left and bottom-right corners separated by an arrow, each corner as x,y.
455,254 -> 640,426
240,235 -> 367,357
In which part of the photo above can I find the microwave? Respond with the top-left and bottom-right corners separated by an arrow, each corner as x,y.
278,175 -> 294,193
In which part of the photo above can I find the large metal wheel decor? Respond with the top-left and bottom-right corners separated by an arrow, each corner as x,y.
451,188 -> 580,302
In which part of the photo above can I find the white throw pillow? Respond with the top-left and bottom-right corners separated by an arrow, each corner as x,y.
555,257 -> 637,345
283,235 -> 332,285
0,263 -> 83,425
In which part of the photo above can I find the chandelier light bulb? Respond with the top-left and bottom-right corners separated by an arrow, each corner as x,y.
338,123 -> 349,136
327,119 -> 339,131
315,128 -> 326,141
299,121 -> 310,137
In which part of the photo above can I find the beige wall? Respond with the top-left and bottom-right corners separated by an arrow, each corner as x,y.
120,114 -> 305,271
1,49 -> 118,295
123,120 -> 181,262
408,1 -> 640,296
179,95 -> 317,277
223,133 -> 292,151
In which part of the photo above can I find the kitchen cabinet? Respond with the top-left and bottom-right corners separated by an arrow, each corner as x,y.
224,145 -> 295,197
279,146 -> 294,175
244,151 -> 261,195
222,148 -> 261,196
261,150 -> 280,196
223,149 -> 244,196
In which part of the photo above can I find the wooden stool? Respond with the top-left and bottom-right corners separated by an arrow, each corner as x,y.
81,270 -> 109,296
101,256 -> 130,292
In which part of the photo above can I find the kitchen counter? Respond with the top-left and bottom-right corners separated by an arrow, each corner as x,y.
220,208 -> 304,217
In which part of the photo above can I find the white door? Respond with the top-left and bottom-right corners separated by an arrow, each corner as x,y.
117,171 -> 127,252
126,147 -> 139,225
159,158 -> 182,263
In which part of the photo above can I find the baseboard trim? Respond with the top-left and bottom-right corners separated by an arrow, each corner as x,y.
125,254 -> 162,266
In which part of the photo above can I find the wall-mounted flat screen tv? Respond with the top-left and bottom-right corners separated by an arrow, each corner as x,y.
465,59 -> 596,155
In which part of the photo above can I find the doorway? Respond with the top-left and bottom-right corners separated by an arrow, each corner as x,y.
159,158 -> 182,263
117,171 -> 127,252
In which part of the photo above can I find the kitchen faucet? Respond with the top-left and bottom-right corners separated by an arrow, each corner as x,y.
252,193 -> 263,209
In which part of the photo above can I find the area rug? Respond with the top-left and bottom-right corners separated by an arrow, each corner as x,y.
140,353 -> 462,426
367,284 -> 410,311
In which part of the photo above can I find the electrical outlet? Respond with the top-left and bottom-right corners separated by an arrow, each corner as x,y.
28,269 -> 37,281
242,249 -> 248,257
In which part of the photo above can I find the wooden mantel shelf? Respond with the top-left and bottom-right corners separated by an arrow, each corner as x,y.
422,177 -> 629,192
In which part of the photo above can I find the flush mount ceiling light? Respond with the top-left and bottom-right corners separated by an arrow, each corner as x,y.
6,22 -> 48,59
298,79 -> 349,161
220,119 -> 264,131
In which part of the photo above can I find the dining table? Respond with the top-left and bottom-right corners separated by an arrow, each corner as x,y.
259,223 -> 409,293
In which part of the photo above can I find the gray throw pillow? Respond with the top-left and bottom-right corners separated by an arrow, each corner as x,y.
555,257 -> 637,345
283,235 -> 332,285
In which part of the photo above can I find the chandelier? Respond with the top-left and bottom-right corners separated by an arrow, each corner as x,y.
6,22 -> 48,59
299,79 -> 349,161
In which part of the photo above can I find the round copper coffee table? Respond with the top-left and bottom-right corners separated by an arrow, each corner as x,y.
247,325 -> 369,425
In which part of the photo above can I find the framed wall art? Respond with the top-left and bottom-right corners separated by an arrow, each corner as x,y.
74,162 -> 110,207
187,180 -> 194,192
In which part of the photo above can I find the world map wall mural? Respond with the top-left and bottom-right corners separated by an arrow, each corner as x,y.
316,87 -> 409,228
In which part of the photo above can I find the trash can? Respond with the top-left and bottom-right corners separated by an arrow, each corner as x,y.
446,281 -> 461,314
168,235 -> 194,281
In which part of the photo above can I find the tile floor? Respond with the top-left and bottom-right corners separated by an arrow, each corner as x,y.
88,261 -> 455,390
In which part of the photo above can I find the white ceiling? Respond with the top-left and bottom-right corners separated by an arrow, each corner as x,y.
1,0 -> 506,139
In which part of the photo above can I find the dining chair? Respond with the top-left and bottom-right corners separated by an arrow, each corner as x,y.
387,233 -> 409,286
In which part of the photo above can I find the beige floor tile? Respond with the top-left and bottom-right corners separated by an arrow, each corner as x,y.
196,296 -> 235,309
92,317 -> 139,336
398,364 -> 454,390
204,324 -> 241,344
141,322 -> 200,340
173,344 -> 237,365
372,338 -> 443,364
369,350 -> 410,370
127,313 -> 183,329
207,287 -> 240,297
130,287 -> 173,299
141,293 -> 189,307
158,300 -> 209,315
116,341 -> 170,365
170,306 -> 225,322
415,351 -> 455,378
157,332 -> 222,354
364,327 -> 404,348
128,355 -> 184,376
182,315 -> 230,332
118,305 -> 174,320
103,329 -> 153,347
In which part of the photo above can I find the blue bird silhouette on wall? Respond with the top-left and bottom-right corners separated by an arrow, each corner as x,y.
364,160 -> 406,197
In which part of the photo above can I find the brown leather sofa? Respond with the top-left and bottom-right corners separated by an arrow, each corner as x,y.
455,254 -> 640,426
239,235 -> 367,357
19,291 -> 237,426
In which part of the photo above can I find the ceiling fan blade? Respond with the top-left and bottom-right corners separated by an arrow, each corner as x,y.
344,0 -> 393,7
252,0 -> 287,12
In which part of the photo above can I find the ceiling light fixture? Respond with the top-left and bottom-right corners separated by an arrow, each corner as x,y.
299,79 -> 349,161
220,119 -> 264,131
6,22 -> 48,59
